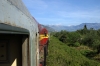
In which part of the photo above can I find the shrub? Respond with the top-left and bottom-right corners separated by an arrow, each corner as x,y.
74,42 -> 80,47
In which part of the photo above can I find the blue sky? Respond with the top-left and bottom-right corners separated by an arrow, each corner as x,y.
22,0 -> 100,26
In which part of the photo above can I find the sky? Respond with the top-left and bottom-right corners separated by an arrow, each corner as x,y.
22,0 -> 100,26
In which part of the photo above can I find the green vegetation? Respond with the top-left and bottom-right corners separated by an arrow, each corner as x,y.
46,25 -> 100,66
53,25 -> 100,54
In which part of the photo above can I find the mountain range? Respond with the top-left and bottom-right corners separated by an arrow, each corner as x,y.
44,23 -> 100,32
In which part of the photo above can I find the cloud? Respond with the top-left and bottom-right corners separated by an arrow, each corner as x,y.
56,10 -> 100,19
22,0 -> 100,25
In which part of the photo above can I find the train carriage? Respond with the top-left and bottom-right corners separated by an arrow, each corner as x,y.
0,0 -> 49,66
38,24 -> 49,66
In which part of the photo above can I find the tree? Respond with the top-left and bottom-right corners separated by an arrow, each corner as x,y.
84,24 -> 87,30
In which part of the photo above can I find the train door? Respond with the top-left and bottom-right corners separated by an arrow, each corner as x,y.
0,34 -> 29,66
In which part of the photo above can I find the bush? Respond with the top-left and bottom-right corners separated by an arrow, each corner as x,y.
74,42 -> 80,47
81,33 -> 94,46
92,39 -> 100,54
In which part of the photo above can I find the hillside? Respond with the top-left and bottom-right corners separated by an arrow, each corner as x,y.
46,36 -> 100,66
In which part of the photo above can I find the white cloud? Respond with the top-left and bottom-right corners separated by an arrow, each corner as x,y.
56,10 -> 100,19
22,0 -> 100,26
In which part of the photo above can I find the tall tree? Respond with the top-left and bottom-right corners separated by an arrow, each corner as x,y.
84,24 -> 87,30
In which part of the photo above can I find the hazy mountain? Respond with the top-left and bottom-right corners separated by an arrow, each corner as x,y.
42,25 -> 55,32
47,23 -> 100,31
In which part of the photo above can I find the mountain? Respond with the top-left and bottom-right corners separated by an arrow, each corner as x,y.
47,23 -> 100,31
42,25 -> 55,32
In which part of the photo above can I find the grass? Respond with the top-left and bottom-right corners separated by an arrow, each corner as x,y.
46,36 -> 100,66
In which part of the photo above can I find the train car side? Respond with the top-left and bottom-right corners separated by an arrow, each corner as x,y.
0,0 -> 39,66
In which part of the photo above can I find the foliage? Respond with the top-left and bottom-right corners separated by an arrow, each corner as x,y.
53,30 -> 81,47
53,25 -> 100,54
46,36 -> 100,66
74,42 -> 80,47
48,24 -> 100,66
